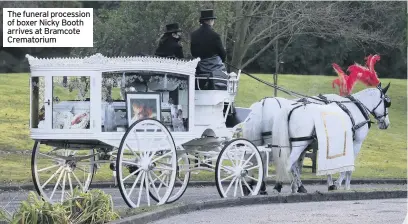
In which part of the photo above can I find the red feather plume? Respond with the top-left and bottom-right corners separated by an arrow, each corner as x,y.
331,63 -> 349,96
332,54 -> 381,96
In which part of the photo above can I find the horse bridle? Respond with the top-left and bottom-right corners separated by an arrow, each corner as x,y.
361,86 -> 391,121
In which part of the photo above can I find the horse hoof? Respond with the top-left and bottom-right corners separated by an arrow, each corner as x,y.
259,190 -> 268,195
274,183 -> 283,193
297,185 -> 307,193
261,181 -> 267,191
328,185 -> 337,191
242,185 -> 251,196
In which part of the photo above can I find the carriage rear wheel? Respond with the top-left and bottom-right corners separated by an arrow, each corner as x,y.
116,118 -> 177,208
31,141 -> 96,204
215,138 -> 264,198
149,152 -> 191,203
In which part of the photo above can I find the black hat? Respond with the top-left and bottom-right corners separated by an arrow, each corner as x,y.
199,9 -> 217,21
165,23 -> 182,33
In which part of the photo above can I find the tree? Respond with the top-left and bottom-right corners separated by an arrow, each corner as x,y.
226,1 -> 405,70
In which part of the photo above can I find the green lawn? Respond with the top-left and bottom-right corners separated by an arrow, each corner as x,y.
0,73 -> 406,185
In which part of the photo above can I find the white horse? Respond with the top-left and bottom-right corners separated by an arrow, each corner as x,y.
271,83 -> 391,193
239,97 -> 293,194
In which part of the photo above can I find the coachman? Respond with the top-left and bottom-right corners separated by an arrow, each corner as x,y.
190,9 -> 228,90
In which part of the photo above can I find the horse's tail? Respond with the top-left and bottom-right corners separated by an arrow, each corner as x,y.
271,105 -> 293,184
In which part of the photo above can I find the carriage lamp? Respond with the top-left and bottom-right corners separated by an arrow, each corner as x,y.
228,72 -> 238,94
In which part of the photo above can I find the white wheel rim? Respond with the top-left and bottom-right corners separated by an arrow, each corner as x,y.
32,142 -> 95,203
169,153 -> 190,202
149,152 -> 190,203
216,139 -> 264,198
117,119 -> 177,208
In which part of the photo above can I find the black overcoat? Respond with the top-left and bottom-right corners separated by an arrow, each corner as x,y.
154,36 -> 184,59
190,23 -> 226,62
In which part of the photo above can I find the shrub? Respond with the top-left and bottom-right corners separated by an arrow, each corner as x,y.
0,189 -> 120,224
66,188 -> 120,224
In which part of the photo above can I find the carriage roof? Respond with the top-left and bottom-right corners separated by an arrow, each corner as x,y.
25,53 -> 200,76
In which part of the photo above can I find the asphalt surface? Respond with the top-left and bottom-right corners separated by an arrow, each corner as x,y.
0,183 -> 406,214
148,198 -> 407,224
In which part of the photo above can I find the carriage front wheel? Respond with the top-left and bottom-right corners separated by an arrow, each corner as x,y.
116,118 -> 178,208
215,138 -> 264,198
31,141 -> 96,204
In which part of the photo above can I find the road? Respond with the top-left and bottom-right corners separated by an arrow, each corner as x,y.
149,198 -> 407,224
0,183 -> 405,214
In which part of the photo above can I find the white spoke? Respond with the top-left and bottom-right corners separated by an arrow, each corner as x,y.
122,160 -> 140,166
39,152 -> 60,160
155,166 -> 173,171
75,166 -> 88,174
239,147 -> 247,167
234,145 -> 240,166
38,164 -> 60,172
151,171 -> 169,188
224,176 -> 237,196
145,172 -> 150,206
233,177 -> 239,197
41,166 -> 63,189
68,173 -> 74,196
61,172 -> 66,203
220,174 -> 235,182
151,151 -> 173,164
241,152 -> 256,168
127,170 -> 143,198
247,175 -> 258,182
123,167 -> 142,182
50,169 -> 65,200
220,165 -> 234,173
136,172 -> 146,207
71,172 -> 85,191
239,179 -> 244,197
148,172 -> 161,201
242,179 -> 254,195
245,165 -> 260,171
225,151 -> 237,167
126,143 -> 141,159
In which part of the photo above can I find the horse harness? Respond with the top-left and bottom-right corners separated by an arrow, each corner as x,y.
260,97 -> 282,138
288,94 -> 373,143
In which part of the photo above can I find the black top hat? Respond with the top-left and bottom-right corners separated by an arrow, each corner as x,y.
165,23 -> 182,33
199,9 -> 217,21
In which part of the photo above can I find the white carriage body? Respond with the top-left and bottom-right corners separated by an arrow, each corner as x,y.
26,53 -> 242,148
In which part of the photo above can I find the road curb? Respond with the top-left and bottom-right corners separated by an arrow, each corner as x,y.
110,190 -> 407,224
0,179 -> 406,192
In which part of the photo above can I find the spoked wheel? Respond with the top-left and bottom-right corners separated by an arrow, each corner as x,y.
150,152 -> 191,203
116,118 -> 177,208
215,138 -> 264,198
31,141 -> 96,203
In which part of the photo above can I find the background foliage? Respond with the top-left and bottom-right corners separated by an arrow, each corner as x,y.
0,1 -> 406,78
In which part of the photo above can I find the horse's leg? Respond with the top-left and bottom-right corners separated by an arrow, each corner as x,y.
258,150 -> 268,195
334,172 -> 346,188
289,142 -> 310,193
344,142 -> 363,190
344,171 -> 352,190
327,174 -> 336,191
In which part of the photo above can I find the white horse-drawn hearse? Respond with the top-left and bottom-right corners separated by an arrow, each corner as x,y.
26,53 -> 272,208
26,53 -> 392,209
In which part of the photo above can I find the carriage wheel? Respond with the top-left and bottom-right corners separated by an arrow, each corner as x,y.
116,118 -> 177,208
31,141 -> 96,204
149,153 -> 191,203
215,138 -> 264,198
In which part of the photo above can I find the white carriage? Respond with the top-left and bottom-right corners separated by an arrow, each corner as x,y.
26,53 -> 269,208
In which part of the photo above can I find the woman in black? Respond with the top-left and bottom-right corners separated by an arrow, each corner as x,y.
154,23 -> 184,59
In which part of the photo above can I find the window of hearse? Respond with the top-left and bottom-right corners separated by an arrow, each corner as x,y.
31,76 -> 45,129
52,76 -> 91,130
101,71 -> 189,132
